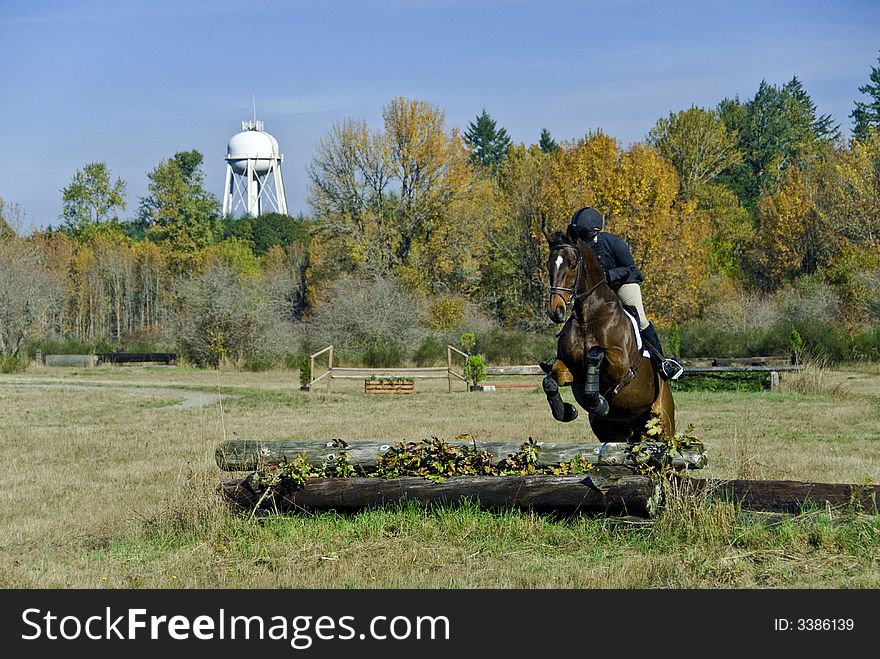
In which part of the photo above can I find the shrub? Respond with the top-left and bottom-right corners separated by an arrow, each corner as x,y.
298,356 -> 311,387
464,354 -> 487,387
309,275 -> 426,363
362,339 -> 402,368
475,327 -> 556,364
0,355 -> 29,373
412,334 -> 446,366
173,264 -> 292,368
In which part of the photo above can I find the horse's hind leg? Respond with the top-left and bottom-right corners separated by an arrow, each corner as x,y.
651,379 -> 676,437
543,361 -> 578,422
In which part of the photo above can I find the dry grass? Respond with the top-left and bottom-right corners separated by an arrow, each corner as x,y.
0,362 -> 878,588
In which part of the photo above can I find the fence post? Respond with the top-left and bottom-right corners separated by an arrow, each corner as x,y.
447,345 -> 452,393
327,346 -> 333,392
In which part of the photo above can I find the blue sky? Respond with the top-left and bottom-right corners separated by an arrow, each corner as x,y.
1,0 -> 878,232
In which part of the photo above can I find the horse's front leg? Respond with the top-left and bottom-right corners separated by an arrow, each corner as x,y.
583,347 -> 609,417
542,359 -> 578,422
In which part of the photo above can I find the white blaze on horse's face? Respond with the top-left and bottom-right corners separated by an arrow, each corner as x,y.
554,255 -> 564,273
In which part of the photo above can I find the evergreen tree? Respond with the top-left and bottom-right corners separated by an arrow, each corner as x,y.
138,150 -> 221,256
782,76 -> 839,142
851,52 -> 880,142
718,78 -> 838,207
538,127 -> 558,154
463,109 -> 511,172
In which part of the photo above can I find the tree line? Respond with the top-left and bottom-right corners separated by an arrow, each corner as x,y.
1,55 -> 879,370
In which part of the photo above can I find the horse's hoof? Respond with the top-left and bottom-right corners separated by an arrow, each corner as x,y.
562,403 -> 578,422
592,396 -> 609,417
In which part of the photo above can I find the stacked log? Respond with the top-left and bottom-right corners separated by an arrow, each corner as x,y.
215,439 -> 708,472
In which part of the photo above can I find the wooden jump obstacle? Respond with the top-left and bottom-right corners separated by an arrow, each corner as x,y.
485,359 -> 805,390
216,439 -> 878,517
96,352 -> 178,365
216,438 -> 707,517
307,345 -> 469,393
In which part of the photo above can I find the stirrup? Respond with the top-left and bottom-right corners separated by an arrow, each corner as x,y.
660,358 -> 684,381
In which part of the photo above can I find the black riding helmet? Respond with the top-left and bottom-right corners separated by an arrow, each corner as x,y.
570,207 -> 604,239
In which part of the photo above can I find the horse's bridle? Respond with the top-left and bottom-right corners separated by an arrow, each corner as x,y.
549,243 -> 603,310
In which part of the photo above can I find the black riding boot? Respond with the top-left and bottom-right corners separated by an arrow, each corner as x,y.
641,323 -> 684,381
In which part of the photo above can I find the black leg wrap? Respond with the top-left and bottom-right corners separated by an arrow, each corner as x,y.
584,347 -> 609,417
543,375 -> 569,422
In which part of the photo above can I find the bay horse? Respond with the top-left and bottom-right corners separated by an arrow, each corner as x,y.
541,225 -> 675,442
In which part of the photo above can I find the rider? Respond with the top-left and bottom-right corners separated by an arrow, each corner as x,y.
569,206 -> 684,381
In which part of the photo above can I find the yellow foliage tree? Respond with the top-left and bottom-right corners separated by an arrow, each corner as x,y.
537,134 -> 709,324
751,166 -> 817,286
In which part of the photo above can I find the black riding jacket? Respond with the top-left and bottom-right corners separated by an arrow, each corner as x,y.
587,232 -> 643,291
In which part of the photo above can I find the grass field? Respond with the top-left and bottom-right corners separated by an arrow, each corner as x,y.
0,362 -> 877,588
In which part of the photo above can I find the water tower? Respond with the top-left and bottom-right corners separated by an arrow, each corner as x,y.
222,118 -> 288,217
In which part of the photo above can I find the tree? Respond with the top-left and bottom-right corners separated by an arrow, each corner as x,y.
489,143 -> 554,325
538,128 -> 558,154
0,240 -> 64,360
463,108 -> 511,172
646,106 -> 742,198
0,196 -> 19,241
538,134 -> 709,324
60,162 -> 127,239
307,98 -> 496,299
138,150 -> 221,260
222,212 -> 310,255
746,166 -> 819,288
851,52 -> 880,142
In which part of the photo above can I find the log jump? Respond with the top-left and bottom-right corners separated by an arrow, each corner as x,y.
215,439 -> 709,472
215,439 -> 877,517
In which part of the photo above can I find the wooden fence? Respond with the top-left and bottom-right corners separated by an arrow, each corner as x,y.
308,345 -> 469,393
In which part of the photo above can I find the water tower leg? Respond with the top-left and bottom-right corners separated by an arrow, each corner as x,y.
274,164 -> 288,215
247,160 -> 258,216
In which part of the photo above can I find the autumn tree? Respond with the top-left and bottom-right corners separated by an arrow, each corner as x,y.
537,134 -> 709,323
60,162 -> 127,239
746,166 -> 820,288
307,98 -> 499,301
307,117 -> 396,279
813,132 -> 880,317
383,97 -> 452,267
690,181 -> 753,277
850,52 -> 880,142
463,108 -> 511,173
646,106 -> 742,198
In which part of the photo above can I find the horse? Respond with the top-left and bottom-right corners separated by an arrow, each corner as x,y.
540,224 -> 675,443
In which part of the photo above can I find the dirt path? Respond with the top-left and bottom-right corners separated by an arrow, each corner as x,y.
0,379 -> 226,409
